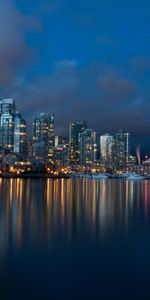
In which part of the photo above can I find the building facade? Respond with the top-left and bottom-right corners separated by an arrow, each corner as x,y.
0,99 -> 26,158
32,113 -> 55,163
100,133 -> 113,165
113,129 -> 130,170
79,129 -> 97,166
13,114 -> 26,158
53,145 -> 68,166
69,121 -> 87,165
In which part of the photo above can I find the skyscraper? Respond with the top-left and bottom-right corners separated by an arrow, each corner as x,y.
0,99 -> 26,157
113,129 -> 130,170
100,133 -> 113,165
0,99 -> 15,151
79,129 -> 97,166
13,114 -> 26,158
69,121 -> 87,165
53,144 -> 68,166
32,113 -> 55,163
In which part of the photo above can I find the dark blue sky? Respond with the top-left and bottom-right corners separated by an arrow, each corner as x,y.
0,0 -> 150,149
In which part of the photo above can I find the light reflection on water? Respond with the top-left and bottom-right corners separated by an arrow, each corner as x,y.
0,178 -> 150,252
0,178 -> 150,299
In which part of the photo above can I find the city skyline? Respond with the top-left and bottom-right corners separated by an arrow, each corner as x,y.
1,2 -> 150,299
0,99 -> 131,167
0,0 -> 149,140
0,97 -> 149,157
0,98 -> 148,170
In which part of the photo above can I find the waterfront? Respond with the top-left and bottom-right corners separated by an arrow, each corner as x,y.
1,178 -> 150,299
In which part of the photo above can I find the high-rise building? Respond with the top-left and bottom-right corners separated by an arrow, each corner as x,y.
100,133 -> 113,165
0,99 -> 26,157
32,113 -> 55,163
26,138 -> 33,159
0,99 -> 15,151
13,114 -> 26,158
113,129 -> 130,170
55,136 -> 59,147
53,145 -> 68,166
69,121 -> 87,164
79,129 -> 97,166
32,142 -> 45,162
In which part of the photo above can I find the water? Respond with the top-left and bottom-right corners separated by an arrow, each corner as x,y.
0,178 -> 150,299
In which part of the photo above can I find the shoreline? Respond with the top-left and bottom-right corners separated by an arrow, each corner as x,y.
0,173 -> 71,179
0,173 -> 149,180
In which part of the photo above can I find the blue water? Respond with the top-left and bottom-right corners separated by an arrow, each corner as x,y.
0,178 -> 150,299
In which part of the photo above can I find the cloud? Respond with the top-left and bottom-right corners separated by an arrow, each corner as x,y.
0,0 -> 41,86
54,59 -> 78,72
74,14 -> 96,26
128,57 -> 150,72
96,36 -> 116,46
37,0 -> 64,14
97,75 -> 137,102
12,59 -> 80,114
8,59 -> 150,137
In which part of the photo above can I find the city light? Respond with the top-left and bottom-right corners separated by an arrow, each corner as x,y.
0,98 -> 149,178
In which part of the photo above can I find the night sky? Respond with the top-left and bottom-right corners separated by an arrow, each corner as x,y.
0,0 -> 150,153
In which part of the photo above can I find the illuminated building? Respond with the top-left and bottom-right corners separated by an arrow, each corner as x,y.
26,138 -> 32,159
32,142 -> 45,162
32,113 -> 55,163
69,121 -> 87,164
113,129 -> 130,170
79,129 -> 97,166
0,99 -> 15,151
0,99 -> 26,158
53,145 -> 68,166
13,114 -> 26,158
55,136 -> 69,148
55,136 -> 59,147
100,133 -> 113,165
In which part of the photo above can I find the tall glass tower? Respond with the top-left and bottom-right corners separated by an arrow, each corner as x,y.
0,99 -> 26,157
13,114 -> 26,158
32,113 -> 55,163
113,129 -> 130,170
69,121 -> 87,165
100,133 -> 113,165
79,129 -> 97,166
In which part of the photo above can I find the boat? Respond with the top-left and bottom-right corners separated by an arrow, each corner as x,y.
91,174 -> 108,179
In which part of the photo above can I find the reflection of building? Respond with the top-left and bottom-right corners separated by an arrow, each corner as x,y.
100,133 -> 113,164
32,113 -> 55,163
69,121 -> 87,165
0,99 -> 26,158
113,129 -> 130,170
79,129 -> 97,166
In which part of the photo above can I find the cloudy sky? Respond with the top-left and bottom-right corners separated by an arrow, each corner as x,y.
0,0 -> 150,149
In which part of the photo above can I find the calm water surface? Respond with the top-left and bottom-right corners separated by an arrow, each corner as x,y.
0,178 -> 150,299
